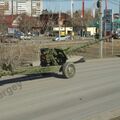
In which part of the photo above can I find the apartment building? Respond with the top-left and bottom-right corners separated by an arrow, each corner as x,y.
0,1 -> 9,14
0,0 -> 43,17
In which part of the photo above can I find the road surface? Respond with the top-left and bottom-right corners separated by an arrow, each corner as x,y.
0,58 -> 120,120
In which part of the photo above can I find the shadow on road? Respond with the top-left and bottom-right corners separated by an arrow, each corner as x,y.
0,73 -> 65,86
116,55 -> 120,57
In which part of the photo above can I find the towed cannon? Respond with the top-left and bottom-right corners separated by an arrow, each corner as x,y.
0,48 -> 79,79
40,48 -> 76,78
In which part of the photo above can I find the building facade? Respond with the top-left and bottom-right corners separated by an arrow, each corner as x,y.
0,0 -> 43,17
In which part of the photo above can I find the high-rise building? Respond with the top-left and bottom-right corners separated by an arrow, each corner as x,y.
0,0 -> 43,17
0,1 -> 9,14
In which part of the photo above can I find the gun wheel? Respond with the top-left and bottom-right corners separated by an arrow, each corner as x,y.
62,62 -> 76,78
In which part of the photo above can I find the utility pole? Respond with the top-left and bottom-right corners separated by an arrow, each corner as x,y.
105,0 -> 108,10
99,0 -> 103,58
71,0 -> 73,18
81,0 -> 84,38
105,0 -> 108,37
59,10 -> 61,40
16,0 -> 18,15
81,0 -> 84,18
119,0 -> 120,18
11,0 -> 13,15
31,0 -> 32,16
71,0 -> 74,40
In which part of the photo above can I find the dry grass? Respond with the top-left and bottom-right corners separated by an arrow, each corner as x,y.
0,42 -> 39,69
67,40 -> 120,59
0,40 -> 120,70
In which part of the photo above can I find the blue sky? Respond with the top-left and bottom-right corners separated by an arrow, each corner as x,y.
43,0 -> 119,13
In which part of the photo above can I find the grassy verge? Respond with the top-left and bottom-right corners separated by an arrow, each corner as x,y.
0,66 -> 60,78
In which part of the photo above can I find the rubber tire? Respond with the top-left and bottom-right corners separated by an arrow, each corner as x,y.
62,62 -> 76,79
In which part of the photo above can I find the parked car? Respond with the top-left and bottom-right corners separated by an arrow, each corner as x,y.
23,35 -> 31,40
19,35 -> 31,40
112,33 -> 119,39
14,31 -> 24,39
15,31 -> 31,40
112,29 -> 120,39
53,35 -> 71,41
94,33 -> 99,39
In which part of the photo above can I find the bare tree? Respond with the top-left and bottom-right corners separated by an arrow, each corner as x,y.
19,13 -> 37,33
0,14 -> 7,33
72,9 -> 94,31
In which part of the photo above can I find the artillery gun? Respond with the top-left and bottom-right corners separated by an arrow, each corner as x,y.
40,48 -> 76,78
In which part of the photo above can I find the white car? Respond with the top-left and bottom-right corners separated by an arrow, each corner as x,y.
24,35 -> 31,40
53,35 -> 71,41
20,35 -> 31,40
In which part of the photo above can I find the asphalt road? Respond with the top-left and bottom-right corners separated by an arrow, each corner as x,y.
0,58 -> 120,120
